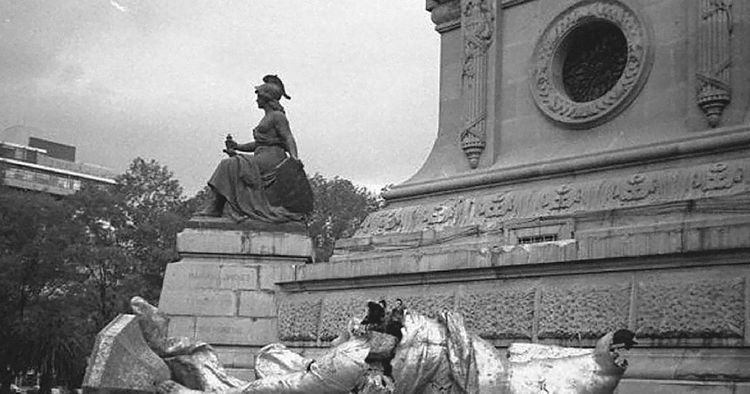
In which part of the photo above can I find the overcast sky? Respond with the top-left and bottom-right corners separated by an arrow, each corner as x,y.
0,0 -> 440,195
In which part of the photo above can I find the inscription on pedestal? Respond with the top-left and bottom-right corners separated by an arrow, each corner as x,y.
220,266 -> 258,290
196,317 -> 278,346
159,289 -> 236,317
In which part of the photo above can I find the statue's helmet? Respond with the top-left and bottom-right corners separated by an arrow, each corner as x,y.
255,74 -> 291,101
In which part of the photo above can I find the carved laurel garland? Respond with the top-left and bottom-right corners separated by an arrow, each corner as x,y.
460,0 -> 494,168
529,0 -> 653,129
696,0 -> 733,128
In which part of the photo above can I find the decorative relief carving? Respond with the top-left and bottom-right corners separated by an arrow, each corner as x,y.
278,299 -> 321,342
358,210 -> 402,235
542,185 -> 582,212
612,174 -> 657,203
396,293 -> 456,319
315,293 -> 455,341
538,284 -> 630,339
692,162 -> 742,192
459,289 -> 534,339
353,159 -> 750,238
426,199 -> 459,225
530,0 -> 652,128
697,0 -> 733,127
636,278 -> 744,339
476,192 -> 514,219
562,22 -> 628,103
318,295 -> 368,341
459,0 -> 495,168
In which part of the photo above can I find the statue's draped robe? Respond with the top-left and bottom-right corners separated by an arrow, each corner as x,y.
240,340 -> 370,393
207,120 -> 306,223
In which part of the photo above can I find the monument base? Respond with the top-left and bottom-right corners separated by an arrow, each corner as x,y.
158,226 -> 312,380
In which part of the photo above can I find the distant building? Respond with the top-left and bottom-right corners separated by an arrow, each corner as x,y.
0,126 -> 116,196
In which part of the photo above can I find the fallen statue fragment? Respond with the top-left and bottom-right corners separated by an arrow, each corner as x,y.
83,296 -> 636,394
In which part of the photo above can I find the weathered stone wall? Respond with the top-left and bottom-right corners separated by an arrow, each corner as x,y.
158,228 -> 311,381
276,242 -> 750,393
156,204 -> 750,392
279,248 -> 750,350
153,5 -> 750,393
400,0 -> 750,197
274,177 -> 750,392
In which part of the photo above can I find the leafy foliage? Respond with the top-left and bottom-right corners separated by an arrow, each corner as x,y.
307,174 -> 378,261
0,157 -> 378,393
114,158 -> 189,303
0,188 -> 90,394
0,157 -> 193,394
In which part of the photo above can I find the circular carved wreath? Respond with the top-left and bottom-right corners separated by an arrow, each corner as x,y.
529,0 -> 653,129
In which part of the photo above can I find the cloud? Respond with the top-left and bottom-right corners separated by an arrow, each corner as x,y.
0,1 -> 440,195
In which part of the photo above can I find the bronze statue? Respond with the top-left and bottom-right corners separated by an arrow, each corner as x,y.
197,75 -> 313,222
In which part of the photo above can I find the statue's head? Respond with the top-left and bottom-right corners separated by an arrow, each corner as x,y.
254,75 -> 290,113
255,82 -> 283,103
255,74 -> 290,102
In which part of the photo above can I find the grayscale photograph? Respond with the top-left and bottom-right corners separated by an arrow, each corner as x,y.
0,0 -> 747,393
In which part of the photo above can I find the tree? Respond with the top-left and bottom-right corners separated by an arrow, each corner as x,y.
0,187 -> 90,394
0,158 -> 194,394
115,157 -> 185,222
307,174 -> 378,262
114,158 -> 190,303
66,184 -> 134,328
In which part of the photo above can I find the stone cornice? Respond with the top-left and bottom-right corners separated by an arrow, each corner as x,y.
427,0 -> 461,30
426,0 -> 559,32
279,247 -> 750,292
384,124 -> 750,202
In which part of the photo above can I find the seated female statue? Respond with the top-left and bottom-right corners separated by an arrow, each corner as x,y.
197,75 -> 312,222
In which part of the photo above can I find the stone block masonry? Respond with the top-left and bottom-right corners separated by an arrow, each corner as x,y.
159,227 -> 313,378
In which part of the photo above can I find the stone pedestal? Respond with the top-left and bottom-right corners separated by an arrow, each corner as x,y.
158,224 -> 312,380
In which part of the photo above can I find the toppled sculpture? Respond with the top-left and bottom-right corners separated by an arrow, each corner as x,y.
85,297 -> 636,394
197,75 -> 313,223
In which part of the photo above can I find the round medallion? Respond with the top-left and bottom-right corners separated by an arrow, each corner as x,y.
529,0 -> 652,129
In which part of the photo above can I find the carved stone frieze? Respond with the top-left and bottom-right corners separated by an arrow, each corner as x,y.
538,284 -> 630,339
459,288 -> 534,339
459,0 -> 494,168
278,299 -> 321,342
636,278 -> 744,339
529,0 -> 652,128
541,185 -> 582,212
353,159 -> 750,237
697,0 -> 733,127
358,210 -> 402,235
426,198 -> 459,225
476,192 -> 514,219
612,174 -> 657,203
692,162 -> 742,192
